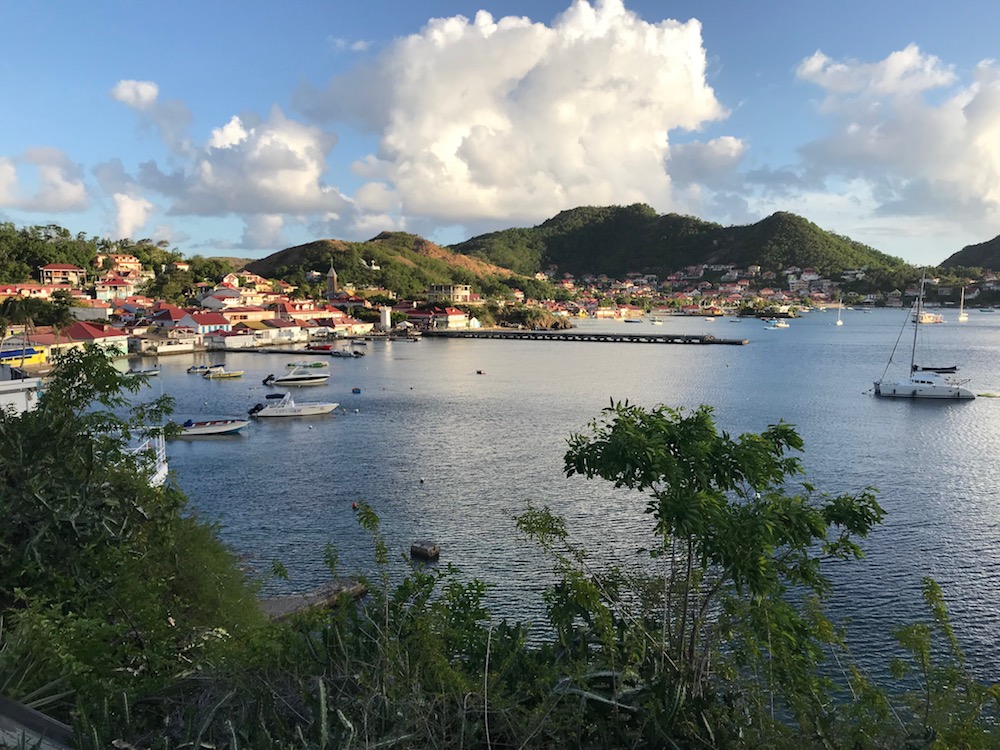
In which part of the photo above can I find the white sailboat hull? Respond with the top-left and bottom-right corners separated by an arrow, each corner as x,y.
874,375 -> 975,400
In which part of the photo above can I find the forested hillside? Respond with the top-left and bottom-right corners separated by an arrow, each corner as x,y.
0,223 -> 183,282
940,234 -> 1000,270
242,232 -> 519,299
451,205 -> 911,278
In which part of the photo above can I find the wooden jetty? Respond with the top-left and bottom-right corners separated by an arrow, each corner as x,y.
259,579 -> 367,621
422,330 -> 748,345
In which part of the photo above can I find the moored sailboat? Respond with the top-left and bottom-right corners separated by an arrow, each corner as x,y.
873,271 -> 975,400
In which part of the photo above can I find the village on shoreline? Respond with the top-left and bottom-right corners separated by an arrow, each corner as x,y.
2,252 -> 996,380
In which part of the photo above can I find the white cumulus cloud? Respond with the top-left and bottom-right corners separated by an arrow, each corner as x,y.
112,193 -> 154,240
111,79 -> 159,110
148,106 -> 348,217
0,148 -> 88,212
796,45 -> 1000,238
298,0 -> 730,231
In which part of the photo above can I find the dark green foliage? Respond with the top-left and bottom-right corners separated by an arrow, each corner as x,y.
940,233 -> 1000,270
0,346 -> 263,723
453,205 -> 911,278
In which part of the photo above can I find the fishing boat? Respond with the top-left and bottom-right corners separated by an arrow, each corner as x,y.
175,418 -> 251,436
248,392 -> 339,418
263,367 -> 330,387
874,271 -> 975,400
202,368 -> 244,379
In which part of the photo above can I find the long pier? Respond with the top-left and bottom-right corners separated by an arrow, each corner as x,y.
422,330 -> 748,345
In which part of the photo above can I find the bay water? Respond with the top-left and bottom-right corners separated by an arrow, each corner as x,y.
133,309 -> 1000,678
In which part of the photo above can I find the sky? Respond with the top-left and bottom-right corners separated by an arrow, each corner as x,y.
2,1 -> 1000,267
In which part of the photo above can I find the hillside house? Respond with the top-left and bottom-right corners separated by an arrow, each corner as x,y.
94,253 -> 143,275
39,263 -> 87,286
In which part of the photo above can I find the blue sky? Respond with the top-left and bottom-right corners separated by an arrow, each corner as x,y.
2,0 -> 999,266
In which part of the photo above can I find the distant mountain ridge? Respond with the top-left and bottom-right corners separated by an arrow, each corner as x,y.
242,205 -> 928,293
450,205 -> 910,278
940,235 -> 1000,270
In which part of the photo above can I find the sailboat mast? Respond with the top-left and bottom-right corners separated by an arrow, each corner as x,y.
911,271 -> 925,373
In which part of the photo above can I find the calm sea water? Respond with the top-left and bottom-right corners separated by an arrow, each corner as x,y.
130,309 -> 1000,678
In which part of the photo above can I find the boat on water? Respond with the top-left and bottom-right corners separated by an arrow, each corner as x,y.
913,309 -> 944,324
874,271 -> 975,400
188,364 -> 225,374
774,320 -> 789,328
263,367 -> 331,387
248,392 -> 339,418
958,287 -> 969,322
203,368 -> 244,379
175,418 -> 251,436
330,349 -> 364,358
286,360 -> 329,368
126,367 -> 160,376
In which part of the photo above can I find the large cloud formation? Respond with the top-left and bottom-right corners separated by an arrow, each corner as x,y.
794,44 -> 1000,240
297,0 -> 728,232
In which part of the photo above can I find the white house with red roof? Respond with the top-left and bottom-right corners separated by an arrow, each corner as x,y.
177,311 -> 232,335
149,304 -> 190,328
95,274 -> 141,301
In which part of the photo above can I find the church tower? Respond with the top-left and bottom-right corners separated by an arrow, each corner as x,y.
326,257 -> 338,299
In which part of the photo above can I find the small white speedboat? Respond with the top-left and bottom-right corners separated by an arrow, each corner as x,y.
175,418 -> 251,436
248,392 -> 339,418
263,367 -> 330,387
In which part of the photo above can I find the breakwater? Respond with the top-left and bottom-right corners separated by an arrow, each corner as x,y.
422,329 -> 748,345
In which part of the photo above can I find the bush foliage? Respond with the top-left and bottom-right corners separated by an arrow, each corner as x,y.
2,353 -> 998,748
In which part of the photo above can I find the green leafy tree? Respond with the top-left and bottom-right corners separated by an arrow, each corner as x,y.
518,402 -> 885,746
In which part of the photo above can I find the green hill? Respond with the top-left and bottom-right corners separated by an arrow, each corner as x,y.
940,234 -> 1000,270
242,232 -> 516,298
450,205 -> 909,278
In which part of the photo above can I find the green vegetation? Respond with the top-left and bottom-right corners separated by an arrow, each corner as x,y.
1,292 -> 76,335
940,235 -> 1000,270
3,356 -> 999,747
452,205 -> 912,279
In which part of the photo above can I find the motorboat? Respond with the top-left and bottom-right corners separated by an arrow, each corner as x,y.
263,367 -> 331,387
190,364 -> 225,374
126,367 -> 160,376
248,392 -> 339,418
203,368 -> 244,379
286,360 -> 329,368
175,418 -> 251,436
874,270 -> 975,400
330,349 -> 364,358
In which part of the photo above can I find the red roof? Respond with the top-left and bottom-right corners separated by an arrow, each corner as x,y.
63,321 -> 127,341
